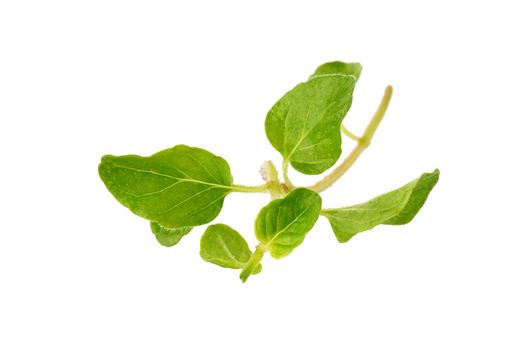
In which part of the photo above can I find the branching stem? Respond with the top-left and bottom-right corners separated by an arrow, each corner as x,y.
282,160 -> 294,189
341,125 -> 361,142
308,85 -> 393,192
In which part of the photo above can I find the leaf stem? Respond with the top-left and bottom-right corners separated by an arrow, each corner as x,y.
308,85 -> 393,192
341,125 -> 361,142
282,159 -> 294,189
230,183 -> 269,193
240,244 -> 266,283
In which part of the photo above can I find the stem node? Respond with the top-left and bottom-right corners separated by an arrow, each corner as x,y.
308,85 -> 393,192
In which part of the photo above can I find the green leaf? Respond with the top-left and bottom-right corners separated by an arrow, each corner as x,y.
200,224 -> 262,272
98,145 -> 233,228
310,61 -> 362,81
150,222 -> 192,247
265,74 -> 356,174
322,169 -> 440,243
255,188 -> 322,258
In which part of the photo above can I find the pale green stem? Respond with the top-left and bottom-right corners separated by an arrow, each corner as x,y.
282,159 -> 294,189
230,184 -> 269,193
230,161 -> 286,196
308,85 -> 393,192
360,85 -> 394,147
240,244 -> 266,283
341,125 -> 361,142
268,181 -> 286,199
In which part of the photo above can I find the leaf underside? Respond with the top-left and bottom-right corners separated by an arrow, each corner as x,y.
150,222 -> 192,247
99,145 -> 233,228
200,224 -> 262,272
310,61 -> 362,81
255,188 -> 322,258
322,169 -> 440,243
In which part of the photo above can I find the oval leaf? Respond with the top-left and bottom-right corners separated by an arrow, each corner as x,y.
255,188 -> 322,258
150,222 -> 192,247
98,145 -> 233,228
200,224 -> 261,272
310,61 -> 362,81
265,74 -> 356,175
322,169 -> 440,243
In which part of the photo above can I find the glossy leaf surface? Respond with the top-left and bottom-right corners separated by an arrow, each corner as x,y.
99,145 -> 233,228
255,188 -> 322,258
265,75 -> 356,174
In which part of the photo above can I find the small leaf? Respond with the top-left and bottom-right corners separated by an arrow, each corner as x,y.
99,145 -> 233,228
310,61 -> 362,81
322,169 -> 440,243
265,74 -> 356,175
200,224 -> 262,272
150,222 -> 192,247
255,188 -> 322,258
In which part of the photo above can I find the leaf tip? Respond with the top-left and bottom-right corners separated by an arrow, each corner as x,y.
426,168 -> 440,186
239,270 -> 250,283
99,154 -> 115,165
98,154 -> 116,175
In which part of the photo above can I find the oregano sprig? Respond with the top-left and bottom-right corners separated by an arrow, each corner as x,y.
99,61 -> 440,283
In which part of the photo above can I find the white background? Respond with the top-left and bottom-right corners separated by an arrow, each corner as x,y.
1,1 -> 524,349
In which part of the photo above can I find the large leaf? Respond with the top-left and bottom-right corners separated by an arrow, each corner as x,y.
255,188 -> 322,258
200,224 -> 262,272
310,61 -> 362,81
150,222 -> 192,247
99,145 -> 233,228
322,169 -> 440,243
265,74 -> 356,175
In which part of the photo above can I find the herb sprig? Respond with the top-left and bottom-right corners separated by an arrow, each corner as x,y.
99,61 -> 439,282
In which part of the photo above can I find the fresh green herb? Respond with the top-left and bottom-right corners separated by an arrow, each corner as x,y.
99,61 -> 440,282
